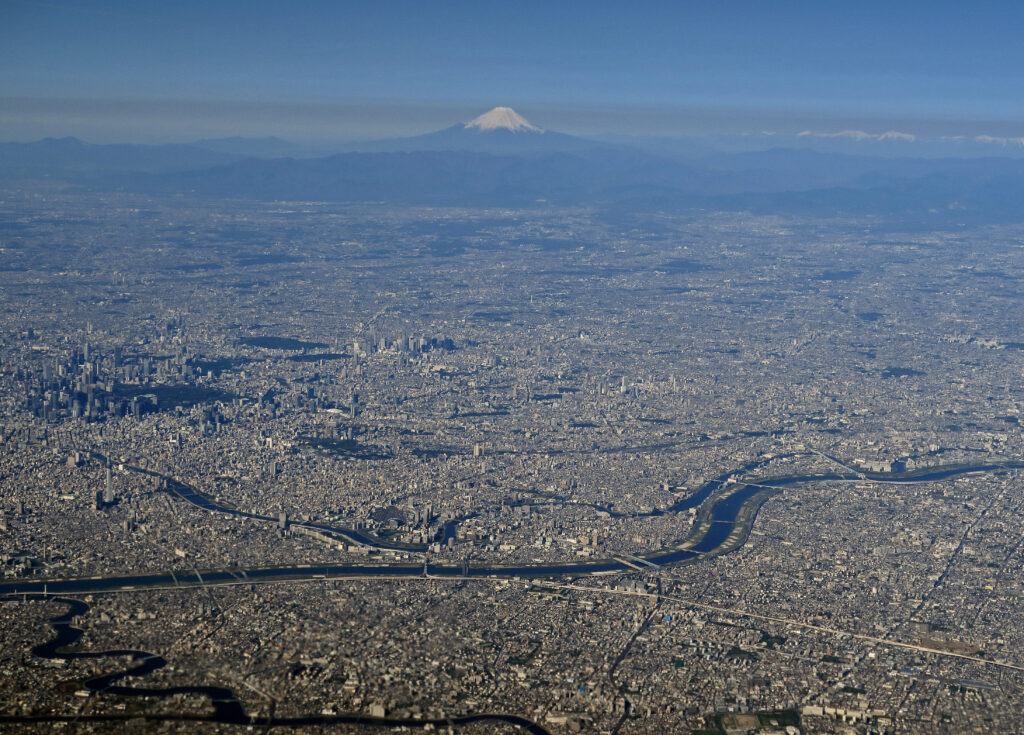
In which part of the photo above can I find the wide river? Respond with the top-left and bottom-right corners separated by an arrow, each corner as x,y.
3,457 -> 1022,597
3,456 -> 1022,734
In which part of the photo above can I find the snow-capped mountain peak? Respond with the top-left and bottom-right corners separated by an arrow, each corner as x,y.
465,107 -> 543,133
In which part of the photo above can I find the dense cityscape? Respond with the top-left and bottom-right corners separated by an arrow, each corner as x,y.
1,188 -> 1023,733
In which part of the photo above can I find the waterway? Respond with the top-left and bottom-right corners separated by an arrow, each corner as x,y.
3,458 -> 1022,596
1,595 -> 551,733
3,457 -> 1022,731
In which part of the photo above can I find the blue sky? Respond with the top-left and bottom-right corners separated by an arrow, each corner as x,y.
2,0 -> 1023,142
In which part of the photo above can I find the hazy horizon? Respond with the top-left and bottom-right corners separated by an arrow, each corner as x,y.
3,1 -> 1024,145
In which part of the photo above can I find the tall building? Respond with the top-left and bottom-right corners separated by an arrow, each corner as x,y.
103,468 -> 114,504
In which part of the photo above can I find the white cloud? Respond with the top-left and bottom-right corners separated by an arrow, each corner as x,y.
797,129 -> 915,142
878,130 -> 915,141
974,134 -> 1024,146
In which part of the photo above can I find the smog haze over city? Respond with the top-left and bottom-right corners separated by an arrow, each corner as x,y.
3,2 -> 1024,734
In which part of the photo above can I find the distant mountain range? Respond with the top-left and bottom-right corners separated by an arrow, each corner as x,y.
0,134 -> 335,179
190,136 -> 297,157
3,107 -> 1024,222
0,136 -> 238,178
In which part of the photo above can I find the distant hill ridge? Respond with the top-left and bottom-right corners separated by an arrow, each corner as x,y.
4,107 -> 1024,222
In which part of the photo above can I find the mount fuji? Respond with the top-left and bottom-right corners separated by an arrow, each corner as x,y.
464,106 -> 543,133
346,106 -> 609,155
